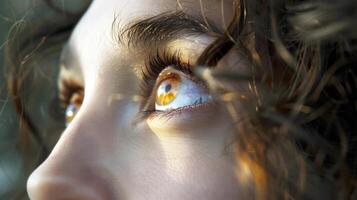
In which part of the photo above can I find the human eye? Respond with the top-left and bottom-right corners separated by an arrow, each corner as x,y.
154,67 -> 212,111
58,80 -> 84,127
64,99 -> 81,127
140,50 -> 213,118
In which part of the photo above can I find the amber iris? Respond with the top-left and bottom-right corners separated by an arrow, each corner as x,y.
156,75 -> 180,106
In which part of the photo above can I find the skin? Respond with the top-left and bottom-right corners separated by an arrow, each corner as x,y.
27,0 -> 254,199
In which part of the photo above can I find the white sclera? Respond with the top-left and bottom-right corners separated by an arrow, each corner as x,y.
155,74 -> 212,111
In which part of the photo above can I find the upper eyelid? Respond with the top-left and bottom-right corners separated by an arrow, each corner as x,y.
58,77 -> 84,107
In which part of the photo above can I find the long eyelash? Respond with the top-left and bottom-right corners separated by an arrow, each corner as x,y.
138,50 -> 192,118
140,50 -> 192,100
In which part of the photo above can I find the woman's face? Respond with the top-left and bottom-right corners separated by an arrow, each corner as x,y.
27,0 -> 253,199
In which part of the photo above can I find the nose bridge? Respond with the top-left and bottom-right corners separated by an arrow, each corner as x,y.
27,108 -> 116,200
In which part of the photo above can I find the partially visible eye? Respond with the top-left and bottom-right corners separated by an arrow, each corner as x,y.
65,103 -> 79,126
63,92 -> 83,127
155,67 -> 212,111
58,78 -> 84,127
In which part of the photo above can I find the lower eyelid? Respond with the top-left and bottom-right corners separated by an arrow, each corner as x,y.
146,101 -> 220,131
168,100 -> 214,114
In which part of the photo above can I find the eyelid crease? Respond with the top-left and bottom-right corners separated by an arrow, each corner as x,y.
58,78 -> 84,108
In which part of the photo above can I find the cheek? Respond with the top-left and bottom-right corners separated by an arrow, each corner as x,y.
108,122 -> 244,199
57,45 -> 250,198
98,90 -> 244,197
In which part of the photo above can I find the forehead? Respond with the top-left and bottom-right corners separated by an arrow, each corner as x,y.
63,0 -> 234,81
68,0 -> 170,68
64,0 -> 181,81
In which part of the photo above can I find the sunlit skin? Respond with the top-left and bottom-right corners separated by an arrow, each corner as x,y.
26,0 -> 255,199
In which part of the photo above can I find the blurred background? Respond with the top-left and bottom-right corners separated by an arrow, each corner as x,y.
0,0 -> 90,199
0,2 -> 36,199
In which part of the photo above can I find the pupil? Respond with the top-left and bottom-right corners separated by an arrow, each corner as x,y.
165,84 -> 172,93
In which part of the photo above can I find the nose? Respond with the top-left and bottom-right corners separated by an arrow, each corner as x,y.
27,109 -> 116,200
27,168 -> 109,200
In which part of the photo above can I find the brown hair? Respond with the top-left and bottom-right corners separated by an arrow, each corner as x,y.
196,0 -> 357,199
5,0 -> 357,199
5,0 -> 90,198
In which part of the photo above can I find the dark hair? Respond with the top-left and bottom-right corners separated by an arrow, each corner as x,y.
194,0 -> 357,198
4,0 -> 90,198
5,0 -> 357,199
201,0 -> 357,199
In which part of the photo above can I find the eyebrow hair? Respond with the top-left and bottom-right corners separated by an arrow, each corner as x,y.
113,11 -> 214,49
60,12 -> 212,71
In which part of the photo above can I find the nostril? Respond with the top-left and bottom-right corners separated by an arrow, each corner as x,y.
27,171 -> 109,200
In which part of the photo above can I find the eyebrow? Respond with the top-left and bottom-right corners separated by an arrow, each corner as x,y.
113,11 -> 214,49
60,12 -> 212,72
